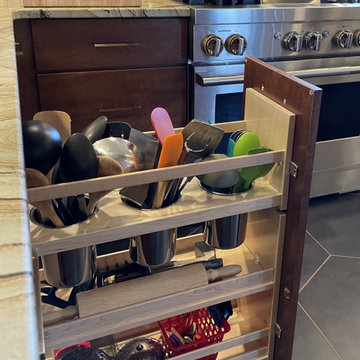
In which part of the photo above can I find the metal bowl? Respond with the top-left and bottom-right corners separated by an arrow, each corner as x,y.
93,137 -> 144,173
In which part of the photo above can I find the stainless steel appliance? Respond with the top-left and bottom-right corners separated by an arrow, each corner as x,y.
188,4 -> 360,197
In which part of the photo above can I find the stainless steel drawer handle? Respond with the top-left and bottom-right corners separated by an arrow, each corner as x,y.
99,105 -> 142,113
93,43 -> 140,48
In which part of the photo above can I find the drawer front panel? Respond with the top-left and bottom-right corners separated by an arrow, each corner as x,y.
31,19 -> 188,72
37,67 -> 187,133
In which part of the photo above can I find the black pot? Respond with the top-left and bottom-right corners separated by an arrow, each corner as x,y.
116,338 -> 165,360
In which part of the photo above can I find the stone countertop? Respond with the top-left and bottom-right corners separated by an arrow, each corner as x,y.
0,1 -> 190,359
13,0 -> 190,19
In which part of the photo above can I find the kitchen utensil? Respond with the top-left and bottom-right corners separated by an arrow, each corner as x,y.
234,147 -> 274,193
25,168 -> 64,227
232,131 -> 260,157
120,129 -> 160,207
197,154 -> 239,189
93,137 -> 144,173
150,107 -> 175,145
81,115 -> 108,144
59,133 -> 99,218
181,119 -> 225,162
204,213 -> 248,249
128,128 -> 160,170
226,138 -> 236,157
159,307 -> 230,360
152,133 -> 183,209
33,110 -> 71,146
87,156 -> 123,214
129,228 -> 177,267
77,263 -> 242,317
104,121 -> 131,140
22,120 -> 62,175
59,133 -> 99,182
43,263 -> 242,323
116,337 -> 165,360
166,119 -> 225,204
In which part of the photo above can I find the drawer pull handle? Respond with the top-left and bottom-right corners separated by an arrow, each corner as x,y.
93,42 -> 140,48
99,105 -> 142,113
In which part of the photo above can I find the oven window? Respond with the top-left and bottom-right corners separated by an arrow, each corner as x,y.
215,92 -> 243,123
214,92 -> 243,154
317,82 -> 360,141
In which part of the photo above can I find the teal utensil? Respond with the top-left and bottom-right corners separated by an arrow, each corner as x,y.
226,138 -> 236,157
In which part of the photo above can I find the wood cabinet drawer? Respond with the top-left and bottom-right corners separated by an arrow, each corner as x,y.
37,66 -> 187,133
31,18 -> 188,72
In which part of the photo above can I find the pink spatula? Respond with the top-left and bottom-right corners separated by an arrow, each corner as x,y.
150,107 -> 175,146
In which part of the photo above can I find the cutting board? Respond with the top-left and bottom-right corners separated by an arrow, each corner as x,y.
23,0 -> 142,7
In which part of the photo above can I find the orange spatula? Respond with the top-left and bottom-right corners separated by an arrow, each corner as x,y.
152,133 -> 184,209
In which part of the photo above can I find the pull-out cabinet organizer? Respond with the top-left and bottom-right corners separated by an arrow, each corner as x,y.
28,58 -> 322,360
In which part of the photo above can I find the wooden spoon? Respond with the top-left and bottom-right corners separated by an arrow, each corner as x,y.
33,110 -> 71,146
25,168 -> 64,227
87,156 -> 123,214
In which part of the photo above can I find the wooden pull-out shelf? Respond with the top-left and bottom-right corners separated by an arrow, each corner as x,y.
31,87 -> 294,359
29,89 -> 295,256
42,235 -> 275,351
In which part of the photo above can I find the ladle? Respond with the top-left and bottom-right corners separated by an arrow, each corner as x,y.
22,120 -> 62,176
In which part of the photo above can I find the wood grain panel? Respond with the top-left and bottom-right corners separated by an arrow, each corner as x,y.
37,66 -> 187,133
31,18 -> 187,72
243,57 -> 322,360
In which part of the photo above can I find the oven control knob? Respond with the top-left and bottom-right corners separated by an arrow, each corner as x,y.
334,30 -> 353,48
353,30 -> 360,46
304,31 -> 322,51
225,34 -> 247,55
283,32 -> 303,52
202,35 -> 224,57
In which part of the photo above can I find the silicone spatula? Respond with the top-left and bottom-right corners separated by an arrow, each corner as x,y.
150,107 -> 175,146
152,133 -> 184,208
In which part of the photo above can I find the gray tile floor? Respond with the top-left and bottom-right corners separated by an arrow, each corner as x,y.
292,191 -> 360,360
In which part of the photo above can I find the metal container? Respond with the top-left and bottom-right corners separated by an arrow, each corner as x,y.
41,246 -> 97,288
204,213 -> 248,249
30,207 -> 97,288
129,229 -> 177,267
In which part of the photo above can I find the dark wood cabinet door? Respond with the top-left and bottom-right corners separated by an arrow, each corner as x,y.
243,57 -> 322,360
37,66 -> 187,133
31,18 -> 188,72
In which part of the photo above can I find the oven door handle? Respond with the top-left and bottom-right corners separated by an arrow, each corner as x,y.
196,73 -> 245,87
196,65 -> 360,87
288,66 -> 360,79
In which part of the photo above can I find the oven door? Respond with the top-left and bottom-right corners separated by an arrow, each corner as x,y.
193,57 -> 360,197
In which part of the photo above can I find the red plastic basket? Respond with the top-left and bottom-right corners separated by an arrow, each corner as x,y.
158,308 -> 231,360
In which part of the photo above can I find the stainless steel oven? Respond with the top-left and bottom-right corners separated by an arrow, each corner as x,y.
189,5 -> 360,197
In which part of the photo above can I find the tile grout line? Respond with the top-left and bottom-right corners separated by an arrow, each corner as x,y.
331,254 -> 360,260
306,230 -> 331,255
298,301 -> 345,360
299,254 -> 331,293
